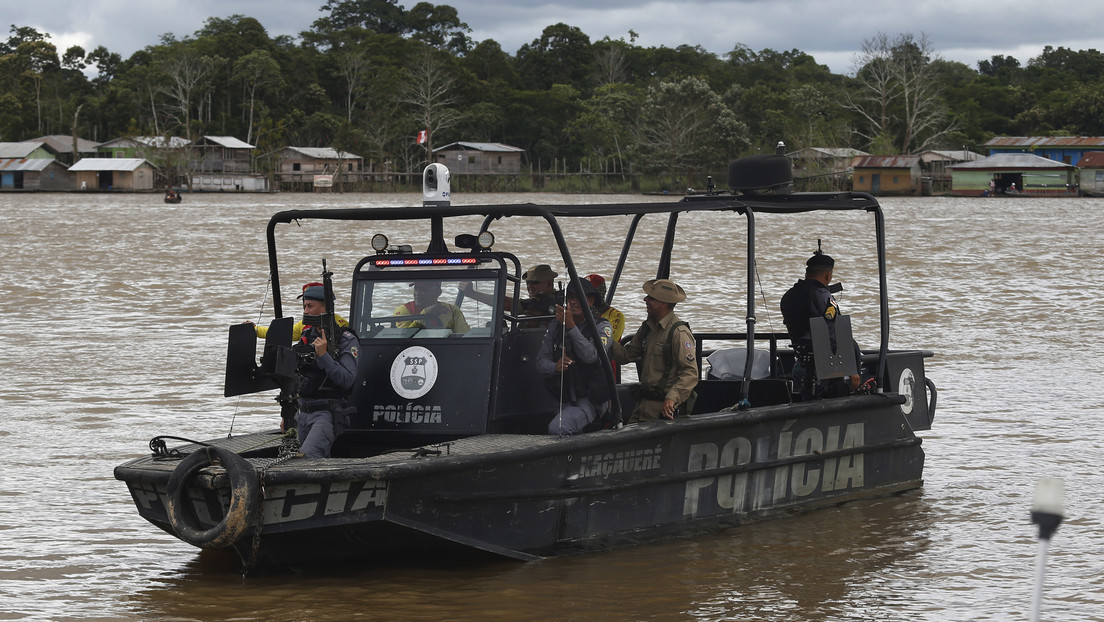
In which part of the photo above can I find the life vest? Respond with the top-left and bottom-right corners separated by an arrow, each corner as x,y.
780,279 -> 837,344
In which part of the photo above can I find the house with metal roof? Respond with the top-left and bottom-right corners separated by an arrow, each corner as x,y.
191,136 -> 255,173
851,155 -> 921,195
186,136 -> 268,192
982,136 -> 1104,167
25,135 -> 100,165
0,141 -> 55,160
276,147 -> 362,174
1076,151 -> 1104,196
433,142 -> 525,175
69,158 -> 157,191
96,136 -> 189,186
915,149 -> 983,193
948,153 -> 1077,196
0,157 -> 73,190
273,146 -> 363,190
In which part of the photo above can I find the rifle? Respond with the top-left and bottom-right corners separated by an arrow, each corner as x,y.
321,259 -> 339,358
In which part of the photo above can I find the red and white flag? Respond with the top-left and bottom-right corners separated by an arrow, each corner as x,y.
416,129 -> 427,144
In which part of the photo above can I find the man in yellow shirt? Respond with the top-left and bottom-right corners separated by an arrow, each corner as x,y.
393,281 -> 469,332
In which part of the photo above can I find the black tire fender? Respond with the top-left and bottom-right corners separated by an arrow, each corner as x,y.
166,446 -> 259,548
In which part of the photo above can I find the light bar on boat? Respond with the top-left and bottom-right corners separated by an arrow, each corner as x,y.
373,257 -> 479,266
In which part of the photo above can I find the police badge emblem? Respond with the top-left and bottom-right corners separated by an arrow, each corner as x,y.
390,345 -> 439,399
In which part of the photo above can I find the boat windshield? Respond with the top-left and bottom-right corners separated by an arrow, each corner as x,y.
352,274 -> 500,338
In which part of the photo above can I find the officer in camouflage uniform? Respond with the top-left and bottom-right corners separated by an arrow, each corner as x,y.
612,279 -> 698,422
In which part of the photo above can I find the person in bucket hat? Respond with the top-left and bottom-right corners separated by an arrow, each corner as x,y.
612,279 -> 698,422
519,264 -> 558,317
460,263 -> 559,323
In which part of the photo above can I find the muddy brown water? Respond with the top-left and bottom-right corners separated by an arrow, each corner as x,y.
2,192 -> 1103,621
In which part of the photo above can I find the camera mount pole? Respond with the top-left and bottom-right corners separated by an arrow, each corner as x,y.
1029,477 -> 1065,622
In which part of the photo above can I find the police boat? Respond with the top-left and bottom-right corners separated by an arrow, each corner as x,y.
115,155 -> 937,571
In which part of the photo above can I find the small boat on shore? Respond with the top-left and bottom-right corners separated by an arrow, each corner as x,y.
115,154 -> 937,572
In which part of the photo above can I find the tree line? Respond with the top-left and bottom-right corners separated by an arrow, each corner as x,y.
3,0 -> 1104,189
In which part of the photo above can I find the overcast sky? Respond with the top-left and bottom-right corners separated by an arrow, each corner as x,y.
11,0 -> 1104,75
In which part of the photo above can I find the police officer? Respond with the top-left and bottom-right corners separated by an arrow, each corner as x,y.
293,285 -> 359,458
252,281 -> 349,342
612,279 -> 698,422
536,278 -> 613,435
519,264 -> 558,316
779,250 -> 861,398
457,263 -> 558,322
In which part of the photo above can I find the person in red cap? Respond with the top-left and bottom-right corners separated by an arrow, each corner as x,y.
585,273 -> 626,342
252,282 -> 348,342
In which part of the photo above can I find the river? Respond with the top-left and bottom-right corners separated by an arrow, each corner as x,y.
2,191 -> 1103,621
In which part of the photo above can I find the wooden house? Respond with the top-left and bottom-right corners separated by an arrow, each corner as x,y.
69,158 -> 157,191
188,136 -> 267,191
191,136 -> 254,173
948,153 -> 1076,196
433,142 -> 525,175
1075,151 -> 1104,196
851,155 -> 921,195
276,146 -> 362,180
0,157 -> 73,190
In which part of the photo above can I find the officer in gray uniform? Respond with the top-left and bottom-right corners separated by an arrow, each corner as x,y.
536,279 -> 613,435
293,285 -> 359,458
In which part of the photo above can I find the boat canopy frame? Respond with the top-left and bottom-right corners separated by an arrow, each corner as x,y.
264,190 -> 890,408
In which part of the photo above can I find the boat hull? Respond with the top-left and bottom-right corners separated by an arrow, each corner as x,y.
115,393 -> 923,569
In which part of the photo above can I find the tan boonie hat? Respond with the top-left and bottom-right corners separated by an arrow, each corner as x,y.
522,264 -> 558,282
642,278 -> 686,303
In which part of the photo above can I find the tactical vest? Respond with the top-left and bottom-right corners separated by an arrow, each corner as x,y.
547,324 -> 612,404
634,319 -> 690,400
294,326 -> 356,400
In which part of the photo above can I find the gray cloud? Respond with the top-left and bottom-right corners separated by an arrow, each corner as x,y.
9,0 -> 1104,74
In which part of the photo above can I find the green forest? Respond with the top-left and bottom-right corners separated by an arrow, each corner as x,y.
4,0 -> 1104,185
